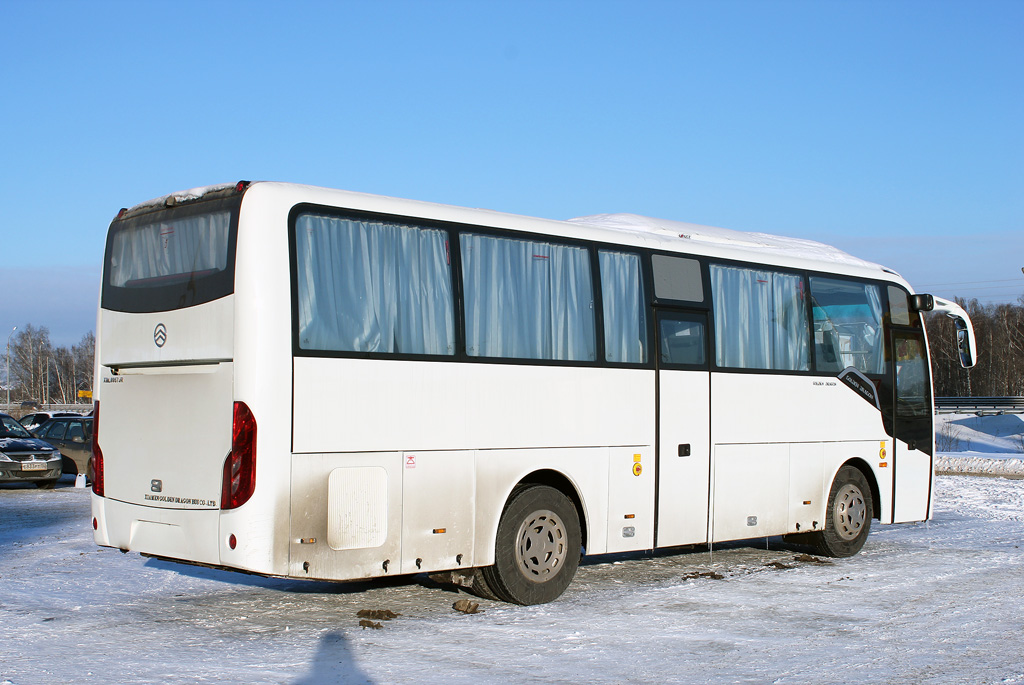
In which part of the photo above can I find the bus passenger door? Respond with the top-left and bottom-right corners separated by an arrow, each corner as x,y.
654,310 -> 712,547
891,330 -> 934,522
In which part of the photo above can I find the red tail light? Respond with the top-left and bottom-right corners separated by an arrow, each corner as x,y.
221,401 -> 257,510
91,401 -> 104,497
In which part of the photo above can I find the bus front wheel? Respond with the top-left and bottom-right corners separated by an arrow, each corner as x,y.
480,485 -> 581,605
808,465 -> 873,558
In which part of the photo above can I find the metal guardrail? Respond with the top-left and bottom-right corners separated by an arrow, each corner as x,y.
935,397 -> 1024,415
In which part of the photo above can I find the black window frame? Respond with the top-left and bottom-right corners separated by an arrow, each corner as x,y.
290,205 -> 459,360
284,200 -> 924,388
598,248 -> 651,365
289,203 -> 658,370
655,309 -> 711,371
101,194 -> 242,314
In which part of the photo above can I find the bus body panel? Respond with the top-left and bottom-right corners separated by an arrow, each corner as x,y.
710,373 -> 896,533
97,358 -> 233,510
289,445 -> 649,581
228,182 -> 296,574
290,452 -> 405,580
712,442 -> 791,542
789,442 -> 826,532
292,358 -> 654,454
655,369 -> 712,547
893,447 -> 932,523
98,296 -> 234,368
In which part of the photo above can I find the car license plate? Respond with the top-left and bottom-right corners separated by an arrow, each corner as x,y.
22,462 -> 46,471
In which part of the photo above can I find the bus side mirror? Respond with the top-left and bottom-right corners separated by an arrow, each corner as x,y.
931,296 -> 977,369
954,319 -> 975,369
910,294 -> 934,312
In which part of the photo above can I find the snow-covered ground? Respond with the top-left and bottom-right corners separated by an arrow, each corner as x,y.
935,412 -> 1024,477
3,422 -> 1024,684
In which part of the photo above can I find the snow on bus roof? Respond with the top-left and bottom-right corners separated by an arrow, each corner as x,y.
569,213 -> 888,274
125,184 -> 237,213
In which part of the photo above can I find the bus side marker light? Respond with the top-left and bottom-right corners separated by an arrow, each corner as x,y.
624,514 -> 635,519
300,538 -> 317,544
803,501 -> 812,505
433,528 -> 446,534
228,534 -> 237,550
92,517 -> 98,530
879,462 -> 888,468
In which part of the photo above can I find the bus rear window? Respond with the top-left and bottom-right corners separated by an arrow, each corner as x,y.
101,196 -> 239,313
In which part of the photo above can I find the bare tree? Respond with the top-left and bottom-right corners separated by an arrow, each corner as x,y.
8,326 -> 95,405
72,331 -> 96,402
10,324 -> 54,403
927,296 -> 1024,397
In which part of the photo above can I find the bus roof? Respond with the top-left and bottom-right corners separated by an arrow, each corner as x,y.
569,213 -> 889,275
123,181 -> 903,286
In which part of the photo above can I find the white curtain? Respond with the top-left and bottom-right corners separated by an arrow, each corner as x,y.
108,211 -> 231,287
711,265 -> 809,371
295,214 -> 454,355
461,234 -> 595,361
599,250 -> 647,363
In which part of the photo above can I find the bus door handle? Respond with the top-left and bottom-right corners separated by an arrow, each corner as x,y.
678,444 -> 691,457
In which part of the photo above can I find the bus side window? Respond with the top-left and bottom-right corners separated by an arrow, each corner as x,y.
599,250 -> 647,364
658,315 -> 706,367
460,234 -> 596,362
809,277 -> 887,375
295,214 -> 456,356
710,265 -> 810,371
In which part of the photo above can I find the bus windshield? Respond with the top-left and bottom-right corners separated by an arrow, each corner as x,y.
101,195 -> 240,313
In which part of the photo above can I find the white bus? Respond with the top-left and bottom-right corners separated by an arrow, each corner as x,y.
91,182 -> 976,605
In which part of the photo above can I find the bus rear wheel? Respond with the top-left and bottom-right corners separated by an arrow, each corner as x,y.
480,485 -> 581,605
808,465 -> 873,558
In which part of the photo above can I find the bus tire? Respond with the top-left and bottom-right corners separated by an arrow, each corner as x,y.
481,485 -> 581,605
809,465 -> 872,558
468,568 -> 502,602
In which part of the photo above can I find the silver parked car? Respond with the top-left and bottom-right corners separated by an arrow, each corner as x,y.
0,413 -> 63,488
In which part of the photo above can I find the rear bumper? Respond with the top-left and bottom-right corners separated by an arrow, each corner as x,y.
92,495 -> 223,566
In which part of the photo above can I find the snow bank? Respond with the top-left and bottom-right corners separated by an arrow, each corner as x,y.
936,412 -> 1024,477
936,454 -> 1024,478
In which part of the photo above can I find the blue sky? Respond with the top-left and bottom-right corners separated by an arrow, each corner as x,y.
2,0 -> 1022,347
